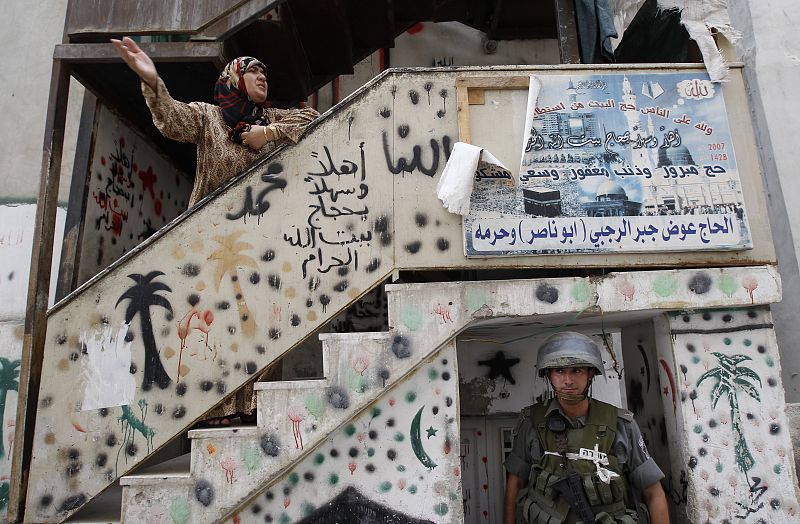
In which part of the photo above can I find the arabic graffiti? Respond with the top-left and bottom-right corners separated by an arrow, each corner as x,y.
383,130 -> 452,177
81,106 -> 189,283
289,143 -> 375,280
226,163 -> 288,222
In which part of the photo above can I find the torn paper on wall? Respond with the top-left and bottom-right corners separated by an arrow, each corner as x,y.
437,143 -> 508,216
80,321 -> 136,410
659,0 -> 740,82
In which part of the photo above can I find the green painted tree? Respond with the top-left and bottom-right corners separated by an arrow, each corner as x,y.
697,352 -> 761,476
0,358 -> 20,459
116,271 -> 173,391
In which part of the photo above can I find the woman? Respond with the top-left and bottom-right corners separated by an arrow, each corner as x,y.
112,37 -> 319,424
112,37 -> 319,206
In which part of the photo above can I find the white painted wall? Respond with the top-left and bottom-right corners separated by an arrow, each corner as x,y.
728,0 -> 800,401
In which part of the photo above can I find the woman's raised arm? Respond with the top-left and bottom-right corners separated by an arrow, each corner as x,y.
111,37 -> 158,90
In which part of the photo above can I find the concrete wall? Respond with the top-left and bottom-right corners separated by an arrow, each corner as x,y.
656,307 -> 799,522
728,0 -> 800,402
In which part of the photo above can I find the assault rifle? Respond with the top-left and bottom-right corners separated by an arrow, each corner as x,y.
551,472 -> 595,523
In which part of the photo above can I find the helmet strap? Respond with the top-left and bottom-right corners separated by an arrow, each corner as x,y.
549,375 -> 594,403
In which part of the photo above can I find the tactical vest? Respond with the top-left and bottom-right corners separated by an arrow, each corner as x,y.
518,399 -> 639,524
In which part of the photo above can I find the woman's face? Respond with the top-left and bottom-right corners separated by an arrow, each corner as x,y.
243,65 -> 268,104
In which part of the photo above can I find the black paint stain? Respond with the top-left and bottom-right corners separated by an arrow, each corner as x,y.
320,295 -> 331,313
337,266 -> 349,277
199,380 -> 213,392
380,107 -> 391,118
106,434 -> 117,447
173,405 -> 186,419
308,276 -> 321,292
291,314 -> 301,327
398,124 -> 410,138
269,328 -> 281,340
391,335 -> 411,359
415,213 -> 428,227
262,249 -> 275,262
409,90 -> 419,104
374,215 -> 392,246
187,294 -> 200,306
216,381 -> 226,394
126,442 -> 137,456
216,301 -> 230,310
267,274 -> 282,290
246,361 -> 258,374
194,479 -> 215,507
261,433 -> 280,456
405,241 -> 422,254
333,280 -> 349,292
366,258 -> 381,273
94,453 -> 107,467
181,264 -> 200,277
326,386 -> 350,409
176,382 -> 187,396
39,494 -> 53,507
436,238 -> 450,251
249,272 -> 261,285
688,273 -> 712,294
535,283 -> 559,304
57,494 -> 87,513
40,396 -> 53,408
56,334 -> 67,345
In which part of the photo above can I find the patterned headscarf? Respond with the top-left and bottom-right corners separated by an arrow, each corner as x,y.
214,56 -> 269,144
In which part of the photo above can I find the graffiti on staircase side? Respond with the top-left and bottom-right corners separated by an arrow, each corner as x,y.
116,271 -> 174,391
116,398 -> 155,473
82,107 -> 189,282
233,345 -> 461,524
225,163 -> 288,222
209,231 -> 257,338
289,143 -> 374,281
382,127 -> 452,177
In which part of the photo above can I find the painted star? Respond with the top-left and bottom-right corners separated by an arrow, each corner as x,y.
426,426 -> 438,439
478,351 -> 520,385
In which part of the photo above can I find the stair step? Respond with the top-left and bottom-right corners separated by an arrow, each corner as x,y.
120,453 -> 191,486
63,483 -> 122,523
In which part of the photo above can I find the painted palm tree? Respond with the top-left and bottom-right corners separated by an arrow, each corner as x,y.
209,231 -> 257,338
697,352 -> 761,476
116,271 -> 173,390
0,358 -> 19,459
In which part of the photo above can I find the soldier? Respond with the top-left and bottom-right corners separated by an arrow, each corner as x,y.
503,331 -> 669,524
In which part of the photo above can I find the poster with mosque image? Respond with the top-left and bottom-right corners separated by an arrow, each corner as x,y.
463,71 -> 752,256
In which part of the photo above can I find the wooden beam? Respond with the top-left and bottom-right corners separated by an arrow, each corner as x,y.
55,90 -> 98,302
54,41 -> 225,67
9,59 -> 72,523
554,0 -> 581,64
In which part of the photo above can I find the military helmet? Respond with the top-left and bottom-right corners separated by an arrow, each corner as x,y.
536,331 -> 604,377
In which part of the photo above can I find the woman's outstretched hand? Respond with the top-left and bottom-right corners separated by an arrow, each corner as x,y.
111,37 -> 158,90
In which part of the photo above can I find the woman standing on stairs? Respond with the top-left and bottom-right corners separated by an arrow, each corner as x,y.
112,36 -> 319,207
112,37 -> 319,424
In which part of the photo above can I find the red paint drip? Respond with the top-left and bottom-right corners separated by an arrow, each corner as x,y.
407,22 -> 425,35
659,358 -> 677,418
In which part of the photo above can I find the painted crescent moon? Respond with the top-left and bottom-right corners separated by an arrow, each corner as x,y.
410,406 -> 437,471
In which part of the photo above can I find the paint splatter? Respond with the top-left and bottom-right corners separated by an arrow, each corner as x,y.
652,274 -> 678,298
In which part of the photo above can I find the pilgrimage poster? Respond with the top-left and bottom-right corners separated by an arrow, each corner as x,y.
463,72 -> 752,256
